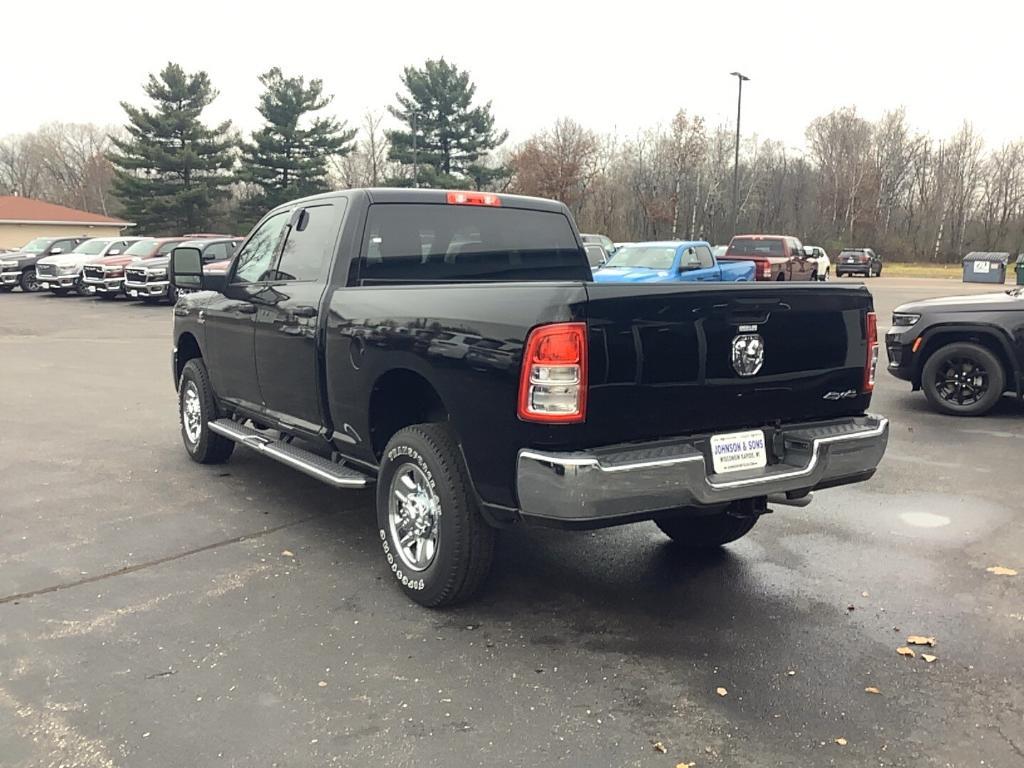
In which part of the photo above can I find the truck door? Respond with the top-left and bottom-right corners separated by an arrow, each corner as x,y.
253,199 -> 346,436
203,210 -> 291,413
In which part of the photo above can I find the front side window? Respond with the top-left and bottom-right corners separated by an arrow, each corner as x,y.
273,202 -> 343,281
233,211 -> 290,283
156,239 -> 184,256
21,237 -> 52,254
203,242 -> 230,262
124,238 -> 160,257
72,239 -> 111,256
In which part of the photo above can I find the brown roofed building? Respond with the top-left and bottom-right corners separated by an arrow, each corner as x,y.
0,196 -> 133,249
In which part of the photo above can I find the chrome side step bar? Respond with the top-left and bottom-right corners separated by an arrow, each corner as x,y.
209,419 -> 373,488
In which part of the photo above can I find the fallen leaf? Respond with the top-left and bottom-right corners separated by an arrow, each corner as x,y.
652,741 -> 667,754
906,635 -> 936,647
281,550 -> 295,557
835,738 -> 848,746
987,566 -> 1018,577
676,763 -> 696,768
318,681 -> 327,687
786,670 -> 796,676
865,686 -> 881,695
861,591 -> 870,598
896,646 -> 916,658
716,687 -> 728,697
921,654 -> 938,663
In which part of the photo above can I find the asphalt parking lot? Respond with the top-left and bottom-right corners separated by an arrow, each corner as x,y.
1,280 -> 1021,768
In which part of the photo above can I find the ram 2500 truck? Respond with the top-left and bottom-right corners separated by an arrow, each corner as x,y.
169,188 -> 888,607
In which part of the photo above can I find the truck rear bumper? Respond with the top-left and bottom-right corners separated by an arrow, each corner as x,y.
515,414 -> 888,527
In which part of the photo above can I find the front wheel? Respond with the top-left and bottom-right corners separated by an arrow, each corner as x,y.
377,423 -> 495,607
654,510 -> 759,547
20,268 -> 40,292
178,359 -> 235,463
921,342 -> 1005,416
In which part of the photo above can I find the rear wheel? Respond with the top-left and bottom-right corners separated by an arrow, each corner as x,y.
178,359 -> 235,463
19,268 -> 39,292
921,341 -> 1004,416
377,423 -> 495,607
654,510 -> 759,548
775,272 -> 786,281
75,279 -> 90,296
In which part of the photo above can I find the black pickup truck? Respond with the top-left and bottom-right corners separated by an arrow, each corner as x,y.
169,188 -> 889,607
886,287 -> 1023,415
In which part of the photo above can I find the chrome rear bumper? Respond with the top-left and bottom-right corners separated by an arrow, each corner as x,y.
516,414 -> 888,526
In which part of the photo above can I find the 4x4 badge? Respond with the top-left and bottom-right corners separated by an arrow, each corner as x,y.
731,333 -> 765,377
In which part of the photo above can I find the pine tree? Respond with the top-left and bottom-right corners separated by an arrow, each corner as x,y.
239,68 -> 356,218
387,59 -> 508,188
109,63 -> 235,234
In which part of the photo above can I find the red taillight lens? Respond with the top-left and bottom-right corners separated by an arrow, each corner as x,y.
760,261 -> 771,279
446,191 -> 501,207
864,311 -> 879,392
518,322 -> 587,423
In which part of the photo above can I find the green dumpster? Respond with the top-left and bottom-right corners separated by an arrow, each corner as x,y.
1017,254 -> 1024,285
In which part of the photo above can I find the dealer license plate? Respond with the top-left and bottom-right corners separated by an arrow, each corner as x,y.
709,429 -> 767,474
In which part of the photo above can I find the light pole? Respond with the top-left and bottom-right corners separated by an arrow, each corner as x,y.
730,71 -> 750,237
411,110 -> 418,189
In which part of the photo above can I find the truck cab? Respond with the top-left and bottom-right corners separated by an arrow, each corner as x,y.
593,241 -> 754,283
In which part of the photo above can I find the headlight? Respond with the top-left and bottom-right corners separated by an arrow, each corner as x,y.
0,260 -> 15,268
149,268 -> 167,277
58,265 -> 80,275
891,312 -> 921,327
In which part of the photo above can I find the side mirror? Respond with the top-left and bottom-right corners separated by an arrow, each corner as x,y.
803,246 -> 814,257
108,249 -> 122,256
170,247 -> 204,291
49,247 -> 63,255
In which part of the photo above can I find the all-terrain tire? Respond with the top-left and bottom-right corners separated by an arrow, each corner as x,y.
178,358 -> 235,464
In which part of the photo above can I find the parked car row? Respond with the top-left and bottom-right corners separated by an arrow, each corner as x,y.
0,234 -> 241,303
585,233 -> 882,284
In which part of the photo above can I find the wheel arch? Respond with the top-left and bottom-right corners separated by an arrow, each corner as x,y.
914,324 -> 1018,393
368,368 -> 451,460
174,331 -> 203,386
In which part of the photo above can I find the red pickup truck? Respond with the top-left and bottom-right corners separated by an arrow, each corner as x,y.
719,235 -> 817,281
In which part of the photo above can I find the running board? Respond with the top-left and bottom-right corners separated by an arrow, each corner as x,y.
208,419 -> 373,488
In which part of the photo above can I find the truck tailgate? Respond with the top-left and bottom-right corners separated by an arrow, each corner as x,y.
582,282 -> 874,444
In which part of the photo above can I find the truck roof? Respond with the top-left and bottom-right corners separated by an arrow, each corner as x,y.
283,188 -> 569,215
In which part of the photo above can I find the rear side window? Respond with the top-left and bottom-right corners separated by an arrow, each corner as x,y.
273,202 -> 344,282
728,237 -> 785,257
359,204 -> 588,283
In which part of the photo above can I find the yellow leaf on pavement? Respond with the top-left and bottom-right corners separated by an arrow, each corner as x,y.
716,687 -> 728,697
652,741 -> 667,754
835,738 -> 848,746
281,550 -> 295,557
865,687 -> 881,694
897,646 -> 916,658
987,566 -> 1018,576
921,654 -> 938,663
676,763 -> 696,768
906,635 -> 936,646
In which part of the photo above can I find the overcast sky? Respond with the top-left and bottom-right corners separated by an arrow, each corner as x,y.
4,0 -> 1021,152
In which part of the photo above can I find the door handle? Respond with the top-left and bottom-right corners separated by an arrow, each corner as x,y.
291,305 -> 318,318
236,303 -> 257,315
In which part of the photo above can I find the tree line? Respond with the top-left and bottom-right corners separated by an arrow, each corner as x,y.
3,60 -> 1024,262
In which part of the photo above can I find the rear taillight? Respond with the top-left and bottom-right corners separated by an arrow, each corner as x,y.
760,261 -> 771,279
518,322 -> 587,423
447,191 -> 501,207
864,311 -> 879,392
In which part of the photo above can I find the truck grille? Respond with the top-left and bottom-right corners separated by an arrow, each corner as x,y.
36,263 -> 57,278
83,265 -> 104,279
125,268 -> 149,282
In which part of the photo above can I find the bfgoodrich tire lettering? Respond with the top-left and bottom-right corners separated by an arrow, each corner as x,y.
178,358 -> 235,464
376,423 -> 495,607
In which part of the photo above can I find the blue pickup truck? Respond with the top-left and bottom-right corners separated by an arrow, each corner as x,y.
593,241 -> 755,283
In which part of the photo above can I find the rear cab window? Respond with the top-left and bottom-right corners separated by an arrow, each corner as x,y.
727,237 -> 785,257
358,204 -> 588,284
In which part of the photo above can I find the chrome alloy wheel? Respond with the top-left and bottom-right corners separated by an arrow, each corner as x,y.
182,382 -> 202,444
388,463 -> 440,572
